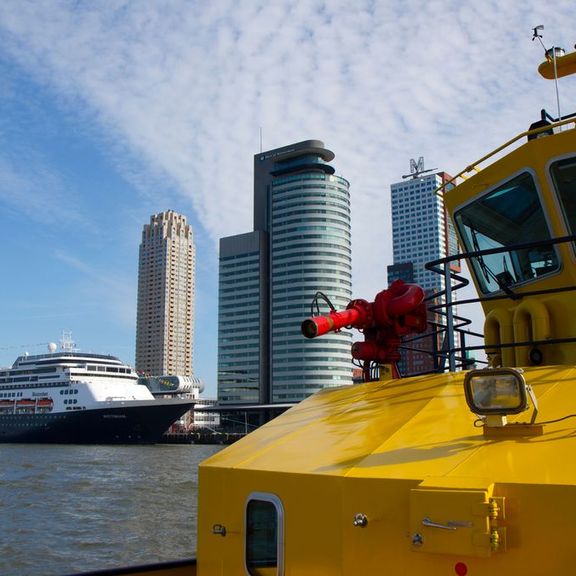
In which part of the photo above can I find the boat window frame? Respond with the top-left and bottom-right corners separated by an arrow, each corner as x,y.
244,491 -> 285,576
453,167 -> 561,295
549,153 -> 576,251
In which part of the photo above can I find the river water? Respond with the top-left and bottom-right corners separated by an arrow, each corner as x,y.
0,443 -> 224,576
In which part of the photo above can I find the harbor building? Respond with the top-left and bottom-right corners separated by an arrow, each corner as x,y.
135,210 -> 195,377
139,374 -> 219,430
218,140 -> 353,408
387,158 -> 459,374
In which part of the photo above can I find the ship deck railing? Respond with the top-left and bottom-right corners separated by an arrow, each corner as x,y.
435,109 -> 576,193
397,234 -> 576,376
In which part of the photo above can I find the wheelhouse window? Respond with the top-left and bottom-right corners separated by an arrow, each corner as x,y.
454,172 -> 559,294
550,157 -> 576,235
245,493 -> 284,576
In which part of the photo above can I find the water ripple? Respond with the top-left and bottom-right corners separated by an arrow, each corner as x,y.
0,444 -> 222,576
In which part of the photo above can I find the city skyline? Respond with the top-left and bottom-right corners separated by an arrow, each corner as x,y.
1,2 -> 575,396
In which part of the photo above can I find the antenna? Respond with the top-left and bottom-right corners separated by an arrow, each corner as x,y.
259,127 -> 263,153
60,331 -> 77,352
532,25 -> 564,123
532,25 -> 545,51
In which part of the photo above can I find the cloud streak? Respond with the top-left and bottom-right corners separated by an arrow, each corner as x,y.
4,2 -> 572,243
52,248 -> 137,328
0,1 -> 575,379
0,150 -> 88,226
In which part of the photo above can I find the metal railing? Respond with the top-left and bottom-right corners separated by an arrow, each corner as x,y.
398,234 -> 576,375
435,111 -> 576,194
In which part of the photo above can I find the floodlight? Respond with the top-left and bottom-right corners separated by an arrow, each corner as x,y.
464,368 -> 529,416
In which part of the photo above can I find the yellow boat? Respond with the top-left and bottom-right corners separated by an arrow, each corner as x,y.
71,51 -> 576,576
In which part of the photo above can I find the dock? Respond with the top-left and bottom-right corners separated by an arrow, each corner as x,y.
160,430 -> 244,445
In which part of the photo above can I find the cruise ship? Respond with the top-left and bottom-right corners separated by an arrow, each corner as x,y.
0,341 -> 194,444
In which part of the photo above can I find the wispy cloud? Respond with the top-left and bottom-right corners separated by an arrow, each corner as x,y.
0,1 -> 574,377
0,154 -> 88,226
52,248 -> 136,326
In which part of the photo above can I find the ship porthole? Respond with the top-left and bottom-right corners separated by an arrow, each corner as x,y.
245,492 -> 284,576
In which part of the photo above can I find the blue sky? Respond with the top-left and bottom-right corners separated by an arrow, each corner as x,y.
0,1 -> 575,396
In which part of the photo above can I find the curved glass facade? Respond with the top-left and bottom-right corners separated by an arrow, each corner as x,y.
218,141 -> 353,406
270,172 -> 352,402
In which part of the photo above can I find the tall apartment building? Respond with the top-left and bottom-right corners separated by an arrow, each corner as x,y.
387,159 -> 458,374
218,140 -> 353,405
135,210 -> 195,377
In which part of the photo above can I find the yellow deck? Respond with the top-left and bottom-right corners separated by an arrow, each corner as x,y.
198,366 -> 576,574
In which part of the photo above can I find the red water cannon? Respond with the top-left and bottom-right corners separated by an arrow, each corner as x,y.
301,280 -> 428,381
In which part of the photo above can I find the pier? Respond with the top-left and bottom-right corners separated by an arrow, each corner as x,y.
160,430 -> 244,445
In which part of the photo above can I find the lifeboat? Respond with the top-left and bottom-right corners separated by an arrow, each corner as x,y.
36,398 -> 54,413
16,399 -> 36,406
0,400 -> 14,413
36,398 -> 53,407
15,399 -> 36,413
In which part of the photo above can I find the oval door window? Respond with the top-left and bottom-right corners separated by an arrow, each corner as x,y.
245,493 -> 284,576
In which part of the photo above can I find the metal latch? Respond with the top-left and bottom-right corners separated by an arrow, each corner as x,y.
410,481 -> 507,557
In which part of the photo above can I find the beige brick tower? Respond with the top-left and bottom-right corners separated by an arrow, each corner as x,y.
136,211 -> 195,376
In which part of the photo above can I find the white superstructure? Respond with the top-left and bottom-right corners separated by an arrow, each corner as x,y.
0,351 -> 154,415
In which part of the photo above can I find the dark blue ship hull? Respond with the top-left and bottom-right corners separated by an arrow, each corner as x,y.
0,400 -> 194,444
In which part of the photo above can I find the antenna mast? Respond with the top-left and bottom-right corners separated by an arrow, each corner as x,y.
533,25 -> 564,122
60,331 -> 77,352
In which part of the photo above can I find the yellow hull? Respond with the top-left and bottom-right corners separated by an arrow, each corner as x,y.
196,367 -> 576,574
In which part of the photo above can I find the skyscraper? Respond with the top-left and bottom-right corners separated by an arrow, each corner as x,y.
387,159 -> 458,374
136,210 -> 195,377
218,231 -> 268,404
218,140 -> 353,405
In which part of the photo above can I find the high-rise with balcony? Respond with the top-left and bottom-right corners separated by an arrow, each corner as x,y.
218,140 -> 353,405
136,210 -> 195,377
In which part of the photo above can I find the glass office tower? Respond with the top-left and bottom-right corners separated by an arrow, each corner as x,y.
218,231 -> 268,404
387,168 -> 458,374
218,140 -> 353,405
